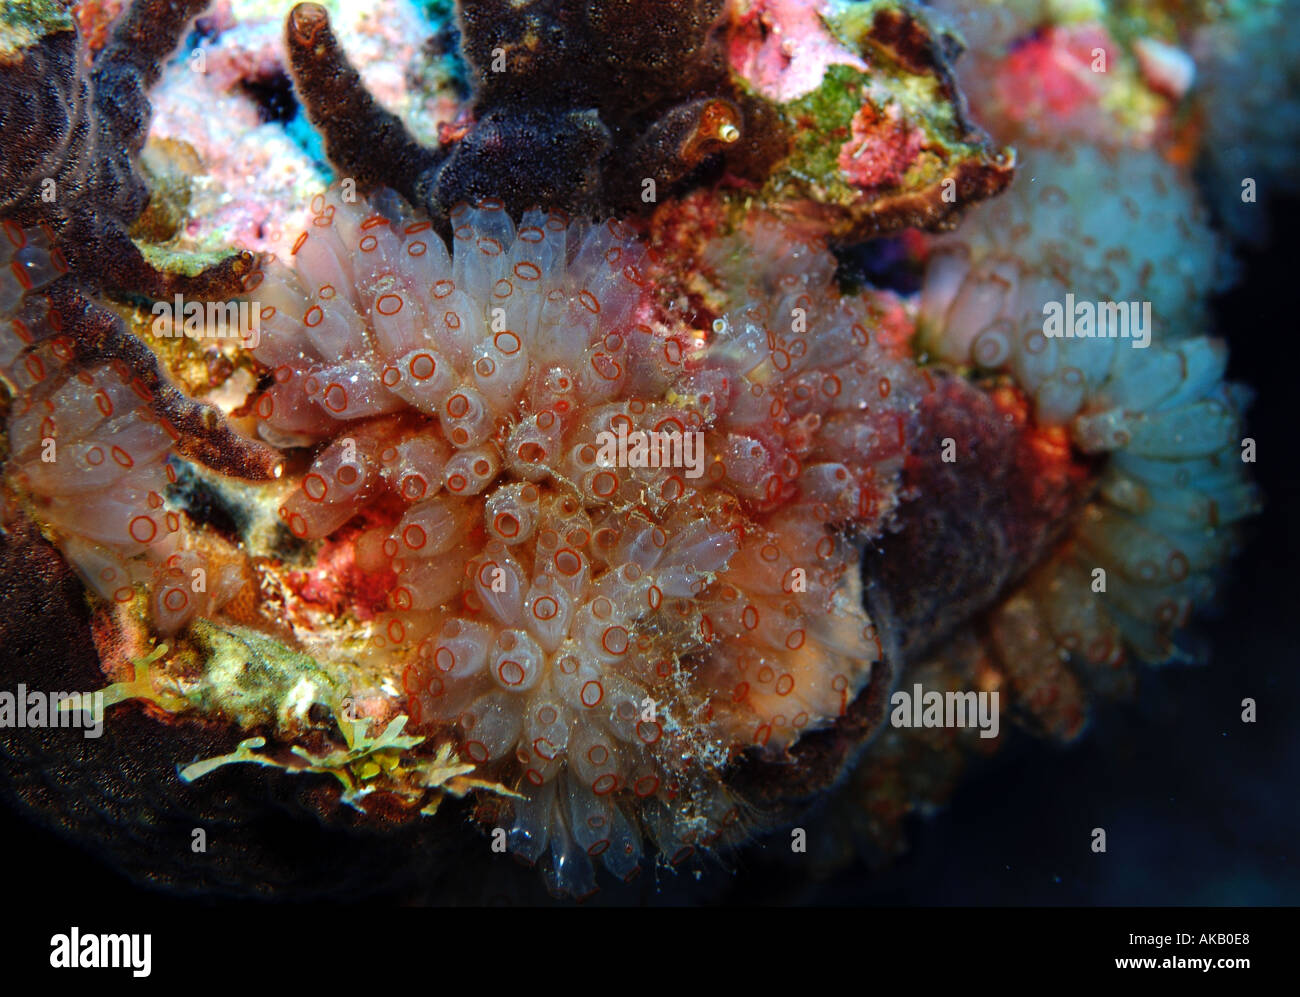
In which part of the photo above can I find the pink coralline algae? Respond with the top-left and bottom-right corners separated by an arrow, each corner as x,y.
729,0 -> 867,102
992,26 -> 1118,135
838,102 -> 928,190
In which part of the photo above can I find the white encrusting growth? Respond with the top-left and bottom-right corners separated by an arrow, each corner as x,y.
917,143 -> 1257,665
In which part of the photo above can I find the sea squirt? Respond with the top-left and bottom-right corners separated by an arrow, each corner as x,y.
236,185 -> 924,893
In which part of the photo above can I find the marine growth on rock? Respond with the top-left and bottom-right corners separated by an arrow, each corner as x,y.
0,0 -> 1283,902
